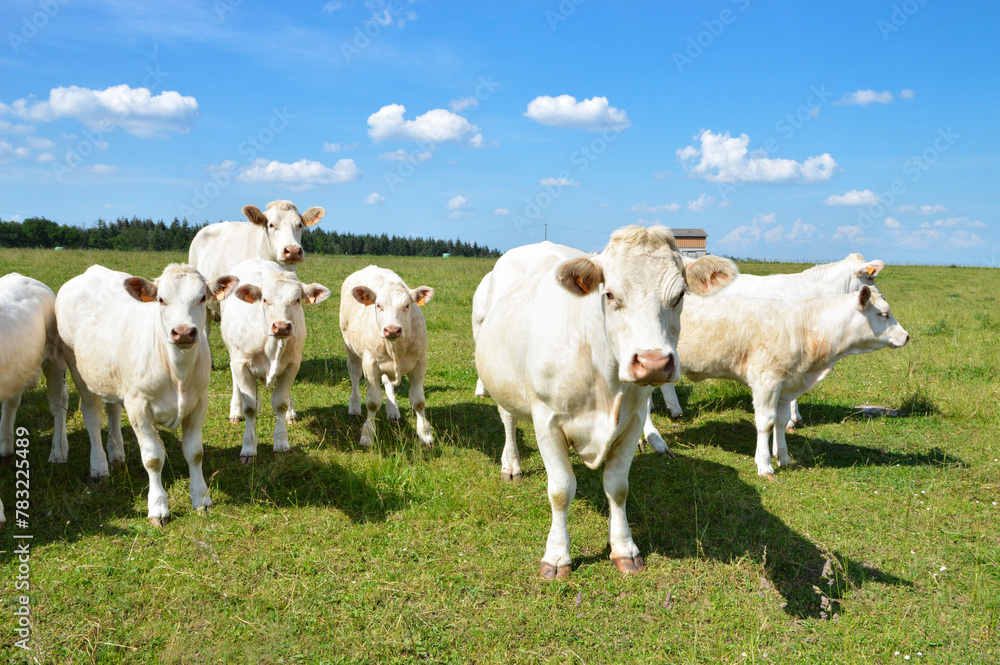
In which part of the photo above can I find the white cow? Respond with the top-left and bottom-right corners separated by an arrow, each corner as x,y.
475,227 -> 737,578
220,259 -> 330,464
661,286 -> 908,477
471,270 -> 492,397
188,200 -> 326,283
0,274 -> 68,527
340,266 -> 435,449
649,252 -> 885,442
56,264 -> 238,525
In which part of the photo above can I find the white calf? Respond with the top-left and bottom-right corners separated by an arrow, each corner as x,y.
220,259 -> 330,463
339,266 -> 435,449
56,264 -> 238,525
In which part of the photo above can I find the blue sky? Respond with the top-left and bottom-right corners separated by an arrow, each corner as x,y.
1,0 -> 997,264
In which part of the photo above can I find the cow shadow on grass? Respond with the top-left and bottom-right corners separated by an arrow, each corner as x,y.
568,452 -> 913,619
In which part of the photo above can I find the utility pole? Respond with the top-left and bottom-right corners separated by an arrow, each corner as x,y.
544,223 -> 547,241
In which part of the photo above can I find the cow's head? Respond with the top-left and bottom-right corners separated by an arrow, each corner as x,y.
846,253 -> 885,289
243,200 -> 326,268
555,225 -> 737,386
124,264 -> 238,349
352,280 -> 434,340
234,272 -> 330,339
850,285 -> 910,351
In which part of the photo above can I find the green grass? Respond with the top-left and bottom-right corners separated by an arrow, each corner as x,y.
2,249 -> 999,664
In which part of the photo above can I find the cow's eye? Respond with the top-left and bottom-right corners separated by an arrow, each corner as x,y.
157,297 -> 165,305
404,304 -> 409,311
605,291 -> 615,302
268,224 -> 276,230
295,298 -> 301,305
262,298 -> 269,305
200,295 -> 207,304
878,311 -> 890,319
376,304 -> 383,311
671,292 -> 684,308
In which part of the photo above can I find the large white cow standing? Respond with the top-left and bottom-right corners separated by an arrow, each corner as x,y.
0,274 -> 68,527
340,266 -> 435,449
475,226 -> 737,579
659,286 -> 909,477
56,264 -> 238,525
220,259 -> 330,464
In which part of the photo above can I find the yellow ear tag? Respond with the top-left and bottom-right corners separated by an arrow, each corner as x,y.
574,276 -> 590,294
140,292 -> 156,303
866,266 -> 877,276
215,289 -> 228,301
416,296 -> 427,306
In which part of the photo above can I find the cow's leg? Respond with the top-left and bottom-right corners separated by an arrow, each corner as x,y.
604,433 -> 645,574
271,364 -> 298,456
127,404 -> 170,526
228,361 -> 243,424
535,414 -> 575,579
181,398 -> 212,515
286,395 -> 297,424
70,366 -> 110,480
43,354 -> 69,464
787,398 -> 804,432
660,383 -> 684,419
498,406 -> 521,481
234,364 -> 259,464
474,377 -> 487,398
773,398 -> 794,468
359,360 -> 383,448
381,375 -> 401,421
105,402 -> 126,467
345,347 -> 364,417
750,383 -> 781,477
640,395 -> 671,457
0,394 -> 22,460
408,361 -> 433,448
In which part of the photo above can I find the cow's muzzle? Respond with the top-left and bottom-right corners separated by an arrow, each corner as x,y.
271,321 -> 293,338
382,324 -> 403,339
170,325 -> 198,347
282,246 -> 304,263
630,350 -> 676,386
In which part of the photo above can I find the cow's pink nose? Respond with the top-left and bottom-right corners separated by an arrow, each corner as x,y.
382,325 -> 402,339
630,351 -> 675,385
271,321 -> 293,338
170,325 -> 198,345
282,246 -> 304,262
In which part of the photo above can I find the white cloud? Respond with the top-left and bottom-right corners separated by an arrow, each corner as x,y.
629,202 -> 680,214
237,158 -> 360,188
36,152 -> 55,163
825,189 -> 881,206
366,0 -> 417,28
785,219 -> 817,241
367,104 -> 481,145
323,142 -> 358,153
653,171 -> 673,180
322,1 -> 343,12
885,217 -> 905,230
677,130 -> 836,183
0,119 -> 33,134
540,176 -> 579,187
524,95 -> 630,131
379,148 -> 432,162
920,217 -> 987,230
899,89 -> 916,100
836,90 -> 894,106
898,204 -> 946,215
832,225 -> 874,244
449,97 -> 478,113
494,208 -> 511,216
24,136 -> 54,150
363,192 -> 385,205
1,85 -> 198,137
85,164 -> 119,175
718,213 -> 784,249
0,142 -> 30,160
687,193 -> 730,212
447,195 -> 470,211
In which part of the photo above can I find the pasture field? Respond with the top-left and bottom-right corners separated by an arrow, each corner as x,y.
1,247 -> 998,664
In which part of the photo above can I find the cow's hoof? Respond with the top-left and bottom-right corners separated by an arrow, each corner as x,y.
785,425 -> 797,434
348,411 -> 363,420
195,505 -> 210,516
89,473 -> 110,483
148,515 -> 170,527
502,471 -> 522,482
358,437 -> 373,449
239,455 -> 255,465
611,555 -> 646,575
229,417 -> 241,425
792,419 -> 804,428
0,455 -> 13,466
539,562 -> 572,580
760,472 -> 777,481
273,450 -> 289,460
657,447 -> 677,459
110,458 -> 125,468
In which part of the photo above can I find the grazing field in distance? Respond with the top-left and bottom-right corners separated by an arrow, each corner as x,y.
1,247 -> 998,664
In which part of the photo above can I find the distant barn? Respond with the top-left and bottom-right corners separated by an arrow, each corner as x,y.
671,228 -> 708,258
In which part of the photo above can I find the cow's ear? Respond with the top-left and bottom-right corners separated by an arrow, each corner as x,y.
352,286 -> 376,306
123,277 -> 157,303
410,286 -> 434,306
857,285 -> 872,310
210,275 -> 240,301
556,257 -> 603,296
683,255 -> 738,296
859,260 -> 884,278
243,205 -> 268,226
301,207 -> 326,227
234,284 -> 261,304
302,283 -> 331,305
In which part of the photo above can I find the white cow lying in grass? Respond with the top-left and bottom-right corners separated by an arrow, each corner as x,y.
56,264 -> 238,525
339,266 -> 435,449
649,285 -> 908,477
220,259 -> 330,464
475,227 -> 737,578
0,273 -> 68,527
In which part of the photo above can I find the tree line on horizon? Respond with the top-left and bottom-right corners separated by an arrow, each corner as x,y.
0,216 -> 501,258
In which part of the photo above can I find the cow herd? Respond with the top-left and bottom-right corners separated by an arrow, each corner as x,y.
0,202 -> 910,580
